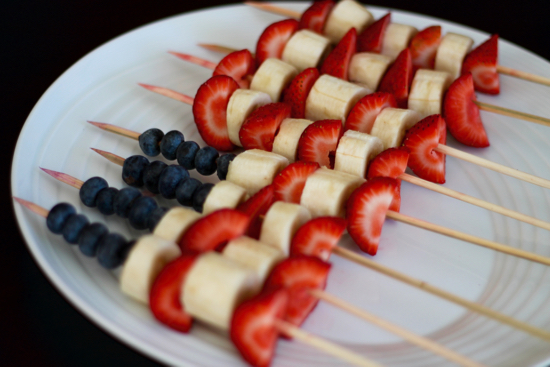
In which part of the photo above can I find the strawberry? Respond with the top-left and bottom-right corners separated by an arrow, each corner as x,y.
237,184 -> 276,239
213,49 -> 256,89
230,289 -> 289,367
282,67 -> 320,118
256,19 -> 299,66
356,13 -> 391,53
264,256 -> 331,327
345,92 -> 397,133
410,26 -> 441,71
192,75 -> 239,151
320,27 -> 356,80
179,208 -> 250,252
239,103 -> 291,151
443,73 -> 489,148
273,161 -> 320,203
403,114 -> 447,183
297,119 -> 342,168
379,48 -> 413,108
347,177 -> 398,255
290,217 -> 347,261
299,0 -> 335,33
149,254 -> 198,333
462,34 -> 499,95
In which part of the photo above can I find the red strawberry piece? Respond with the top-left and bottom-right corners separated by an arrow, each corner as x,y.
462,34 -> 499,95
299,0 -> 335,33
290,217 -> 347,261
357,13 -> 391,53
345,92 -> 397,133
239,102 -> 291,151
237,184 -> 276,239
379,48 -> 413,108
347,177 -> 398,255
149,254 -> 198,333
282,67 -> 320,118
273,161 -> 320,203
264,256 -> 331,327
192,75 -> 239,151
256,19 -> 299,66
213,49 -> 256,89
230,289 -> 289,367
403,114 -> 447,183
320,27 -> 357,80
297,119 -> 342,168
179,208 -> 251,252
443,73 -> 489,148
410,25 -> 441,71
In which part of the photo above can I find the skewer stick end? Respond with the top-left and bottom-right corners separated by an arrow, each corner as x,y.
40,167 -> 84,189
13,197 -> 49,218
91,148 -> 126,167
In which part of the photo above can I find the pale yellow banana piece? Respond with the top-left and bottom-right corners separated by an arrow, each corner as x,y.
371,108 -> 421,150
435,33 -> 474,80
153,207 -> 201,243
272,118 -> 314,162
408,69 -> 452,118
334,130 -> 384,177
250,58 -> 298,102
323,0 -> 374,43
203,180 -> 249,215
282,30 -> 332,71
348,52 -> 392,91
381,23 -> 418,60
226,89 -> 271,146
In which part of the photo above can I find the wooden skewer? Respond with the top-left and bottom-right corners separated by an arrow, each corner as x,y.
13,197 -> 49,218
245,1 -> 301,18
496,65 -> 550,88
168,51 -> 217,69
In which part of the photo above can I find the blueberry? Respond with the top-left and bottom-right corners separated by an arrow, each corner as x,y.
175,177 -> 202,206
128,196 -> 158,230
193,183 -> 214,213
78,222 -> 108,257
216,153 -> 236,180
147,206 -> 170,232
96,187 -> 119,215
139,128 -> 164,156
113,187 -> 142,218
79,177 -> 108,207
46,203 -> 76,234
62,214 -> 89,244
143,161 -> 167,194
160,130 -> 184,160
158,165 -> 189,199
97,233 -> 132,269
195,146 -> 219,176
176,141 -> 200,170
122,155 -> 150,187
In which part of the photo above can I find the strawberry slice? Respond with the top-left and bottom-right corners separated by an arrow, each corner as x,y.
462,34 -> 499,95
282,67 -> 320,118
192,75 -> 239,151
403,114 -> 447,183
256,19 -> 299,66
149,254 -> 198,332
345,92 -> 397,133
410,25 -> 441,71
230,289 -> 289,367
237,184 -> 276,239
347,177 -> 398,255
213,49 -> 256,89
264,256 -> 331,327
357,13 -> 391,53
443,73 -> 489,148
299,0 -> 335,33
239,103 -> 291,151
290,217 -> 347,261
297,119 -> 342,168
179,208 -> 251,252
320,27 -> 356,80
379,48 -> 413,108
273,161 -> 320,203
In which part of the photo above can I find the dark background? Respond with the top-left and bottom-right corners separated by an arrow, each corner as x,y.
4,1 -> 549,366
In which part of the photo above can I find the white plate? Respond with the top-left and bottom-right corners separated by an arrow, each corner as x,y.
11,2 -> 550,366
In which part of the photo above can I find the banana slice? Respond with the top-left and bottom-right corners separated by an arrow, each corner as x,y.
371,108 -> 421,150
272,118 -> 314,162
381,23 -> 418,60
120,235 -> 181,304
408,69 -> 452,118
250,58 -> 298,102
348,52 -> 392,91
153,207 -> 202,243
282,30 -> 332,71
226,89 -> 271,146
323,0 -> 374,43
334,130 -> 384,177
203,180 -> 249,215
434,33 -> 474,80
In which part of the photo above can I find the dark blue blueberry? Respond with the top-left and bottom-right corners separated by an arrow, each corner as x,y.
195,147 -> 219,176
176,141 -> 200,170
147,206 -> 170,232
79,177 -> 108,207
139,128 -> 164,156
193,183 -> 214,213
216,153 -> 236,180
96,187 -> 119,215
143,161 -> 167,194
46,203 -> 76,234
113,187 -> 142,218
96,233 -> 132,269
158,165 -> 189,199
128,196 -> 158,230
160,130 -> 184,160
175,177 -> 202,206
62,214 -> 89,244
78,222 -> 108,257
122,155 -> 150,187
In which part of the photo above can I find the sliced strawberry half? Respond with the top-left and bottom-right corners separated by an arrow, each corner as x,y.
357,13 -> 391,53
256,19 -> 299,66
299,0 -> 335,33
297,119 -> 342,168
443,73 -> 489,148
379,48 -> 413,108
367,147 -> 409,212
462,34 -> 499,95
345,92 -> 397,133
192,75 -> 239,151
273,161 -> 320,203
149,254 -> 197,333
290,217 -> 347,261
237,184 -> 276,239
282,67 -> 320,118
403,114 -> 447,183
239,103 -> 291,151
410,25 -> 441,71
320,27 -> 356,80
347,177 -> 398,255
213,49 -> 256,89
